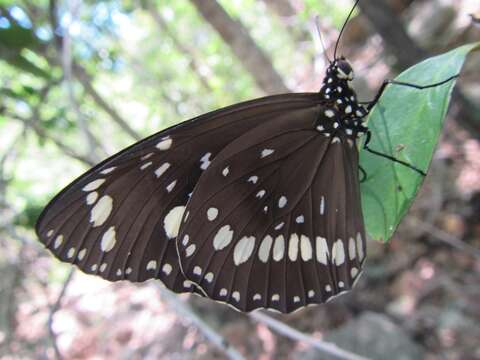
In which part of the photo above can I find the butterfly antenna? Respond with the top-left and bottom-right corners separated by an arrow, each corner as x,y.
334,0 -> 361,60
314,15 -> 332,63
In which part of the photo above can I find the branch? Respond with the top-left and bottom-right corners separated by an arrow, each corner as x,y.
61,0 -> 105,161
407,217 -> 480,262
48,0 -> 142,142
9,112 -> 96,166
73,64 -> 143,141
190,0 -> 289,94
156,286 -> 245,360
249,311 -> 369,360
47,269 -> 75,360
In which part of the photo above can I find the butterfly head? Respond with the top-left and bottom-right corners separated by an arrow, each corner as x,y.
331,57 -> 354,81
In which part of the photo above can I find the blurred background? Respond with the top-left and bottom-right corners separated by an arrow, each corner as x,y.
0,0 -> 479,359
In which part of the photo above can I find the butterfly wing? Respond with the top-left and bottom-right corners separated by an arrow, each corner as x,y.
36,93 -> 320,294
177,106 -> 366,312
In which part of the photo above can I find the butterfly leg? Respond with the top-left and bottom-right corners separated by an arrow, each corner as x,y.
365,74 -> 460,111
362,131 -> 427,176
359,165 -> 367,183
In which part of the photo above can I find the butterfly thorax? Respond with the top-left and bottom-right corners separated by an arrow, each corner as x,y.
316,58 -> 368,142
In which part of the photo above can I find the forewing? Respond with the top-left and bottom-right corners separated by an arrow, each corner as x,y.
177,107 -> 366,312
36,94 -> 320,294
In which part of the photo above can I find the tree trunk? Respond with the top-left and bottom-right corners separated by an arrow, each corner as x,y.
190,0 -> 289,94
358,0 -> 426,69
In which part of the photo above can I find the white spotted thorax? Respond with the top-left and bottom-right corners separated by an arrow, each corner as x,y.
317,57 -> 368,142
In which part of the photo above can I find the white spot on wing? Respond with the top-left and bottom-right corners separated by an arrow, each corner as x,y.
207,207 -> 219,221
182,235 -> 189,246
308,290 -> 315,298
100,167 -> 116,175
156,137 -> 172,150
351,267 -> 358,278
261,149 -> 274,158
325,284 -> 332,292
339,281 -> 345,288
146,260 -> 157,271
332,239 -> 345,266
141,153 -> 154,161
155,162 -> 170,178
86,192 -> 98,205
278,196 -> 287,208
233,236 -> 256,265
271,294 -> 280,302
253,294 -> 261,301
293,296 -> 300,303
349,237 -> 356,260
232,291 -> 240,302
357,233 -> 364,261
213,225 -> 234,251
320,196 -> 325,215
166,180 -> 177,192
258,235 -> 273,263
101,226 -> 117,252
47,229 -> 54,237
162,263 -> 173,275
300,235 -> 313,261
54,235 -> 64,249
273,235 -> 285,261
100,263 -> 107,272
222,166 -> 229,176
83,179 -> 105,192
90,195 -> 113,227
248,176 -> 258,184
288,234 -> 299,261
185,244 -> 196,257
295,215 -> 304,224
316,236 -> 329,265
274,222 -> 284,230
164,206 -> 186,239
205,272 -> 214,283
200,152 -> 212,170
256,190 -> 266,198
219,288 -> 228,297
193,266 -> 202,276
78,248 -> 87,261
91,264 -> 98,271
140,161 -> 153,170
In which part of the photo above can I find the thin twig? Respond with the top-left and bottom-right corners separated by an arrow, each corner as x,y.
47,269 -> 75,360
249,311 -> 369,360
156,286 -> 245,360
73,64 -> 143,141
8,112 -> 96,166
147,2 -> 214,92
61,0 -> 104,162
408,217 -> 480,261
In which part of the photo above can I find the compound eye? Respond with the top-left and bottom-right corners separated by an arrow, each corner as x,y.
336,60 -> 354,80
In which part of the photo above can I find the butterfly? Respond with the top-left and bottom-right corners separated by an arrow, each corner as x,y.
36,0 -> 455,313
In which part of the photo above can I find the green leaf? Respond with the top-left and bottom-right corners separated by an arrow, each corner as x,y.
360,43 -> 479,243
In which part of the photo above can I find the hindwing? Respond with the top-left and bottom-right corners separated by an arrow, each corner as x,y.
177,106 -> 366,312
